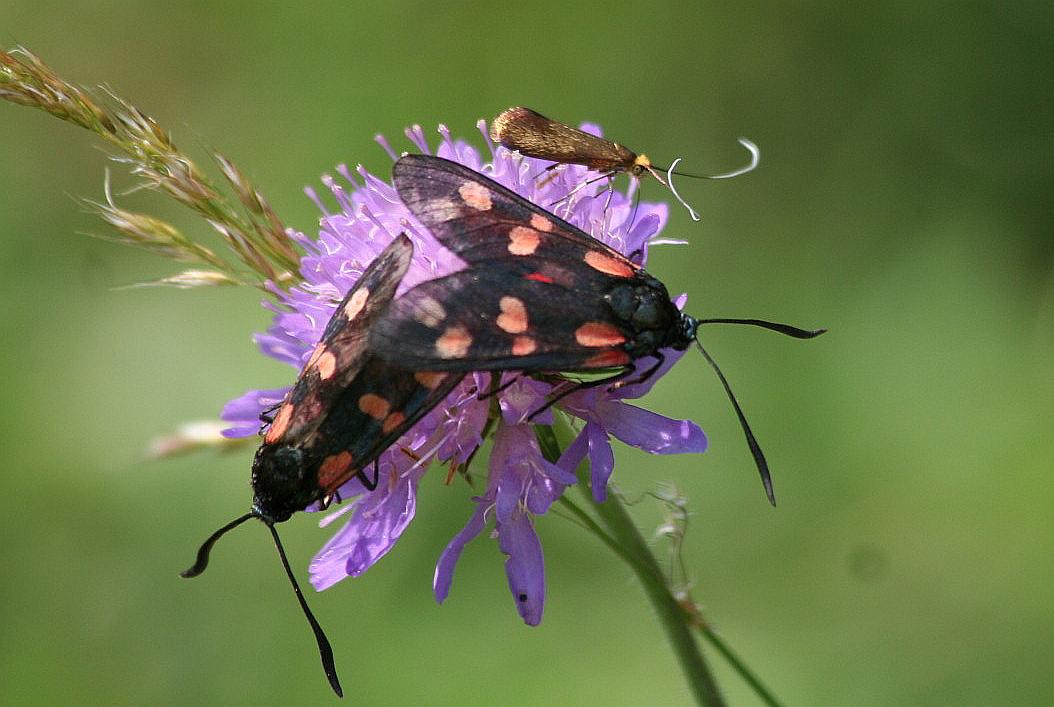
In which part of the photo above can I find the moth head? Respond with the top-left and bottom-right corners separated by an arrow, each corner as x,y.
250,444 -> 311,523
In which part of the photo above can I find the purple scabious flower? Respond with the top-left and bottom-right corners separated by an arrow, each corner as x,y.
221,119 -> 707,623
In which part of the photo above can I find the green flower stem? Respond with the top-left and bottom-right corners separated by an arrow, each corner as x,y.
539,419 -> 784,707
538,423 -> 724,706
580,488 -> 725,707
697,625 -> 783,707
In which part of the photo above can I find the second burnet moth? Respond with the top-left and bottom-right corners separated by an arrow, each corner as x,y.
370,154 -> 824,507
181,233 -> 464,696
490,106 -> 759,219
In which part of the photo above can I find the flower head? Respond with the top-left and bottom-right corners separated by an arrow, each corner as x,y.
221,118 -> 706,622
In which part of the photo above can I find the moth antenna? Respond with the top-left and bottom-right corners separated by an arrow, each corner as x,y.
180,512 -> 256,578
697,318 -> 826,339
660,138 -> 762,180
690,317 -> 824,504
264,520 -> 344,698
654,138 -> 761,220
693,340 -> 777,506
699,138 -> 760,180
180,512 -> 343,697
664,159 -> 701,221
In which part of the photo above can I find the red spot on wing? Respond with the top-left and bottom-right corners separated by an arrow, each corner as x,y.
584,250 -> 635,278
529,213 -> 554,232
264,403 -> 294,443
414,371 -> 447,389
318,451 -> 355,489
583,350 -> 631,368
496,296 -> 529,334
526,271 -> 554,284
305,342 -> 326,369
512,336 -> 537,356
358,393 -> 390,420
575,322 -> 627,347
413,295 -> 446,327
508,226 -> 541,256
343,288 -> 370,320
315,350 -> 337,380
436,326 -> 473,358
459,181 -> 492,211
382,411 -> 406,434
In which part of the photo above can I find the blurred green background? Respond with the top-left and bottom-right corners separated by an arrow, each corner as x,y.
1,1 -> 1051,705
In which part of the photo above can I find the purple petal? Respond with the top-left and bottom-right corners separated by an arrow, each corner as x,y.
584,421 -> 616,502
220,387 -> 288,438
614,348 -> 688,400
309,470 -> 421,590
498,376 -> 553,425
555,427 -> 589,479
594,400 -> 708,455
498,514 -> 545,625
433,502 -> 488,604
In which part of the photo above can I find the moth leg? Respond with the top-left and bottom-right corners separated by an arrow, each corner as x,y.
258,401 -> 283,424
548,171 -> 616,214
477,371 -> 523,401
526,365 -> 636,421
356,458 -> 380,492
609,351 -> 665,390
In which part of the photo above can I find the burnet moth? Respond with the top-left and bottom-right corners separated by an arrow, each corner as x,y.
370,154 -> 824,505
181,234 -> 464,696
490,106 -> 759,220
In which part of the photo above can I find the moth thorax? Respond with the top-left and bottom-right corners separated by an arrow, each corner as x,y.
609,276 -> 674,323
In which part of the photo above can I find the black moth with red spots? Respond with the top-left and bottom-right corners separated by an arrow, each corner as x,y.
370,154 -> 824,505
181,234 -> 463,697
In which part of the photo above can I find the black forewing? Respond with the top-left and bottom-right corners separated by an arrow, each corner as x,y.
370,258 -> 632,372
253,359 -> 464,519
393,154 -> 640,270
312,233 -> 413,378
312,360 -> 464,494
273,234 -> 413,443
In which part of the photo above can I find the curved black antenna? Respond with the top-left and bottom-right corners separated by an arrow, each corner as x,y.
692,317 -> 825,506
263,519 -> 343,698
181,513 -> 344,697
697,318 -> 826,339
180,512 -> 256,578
694,340 -> 777,507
